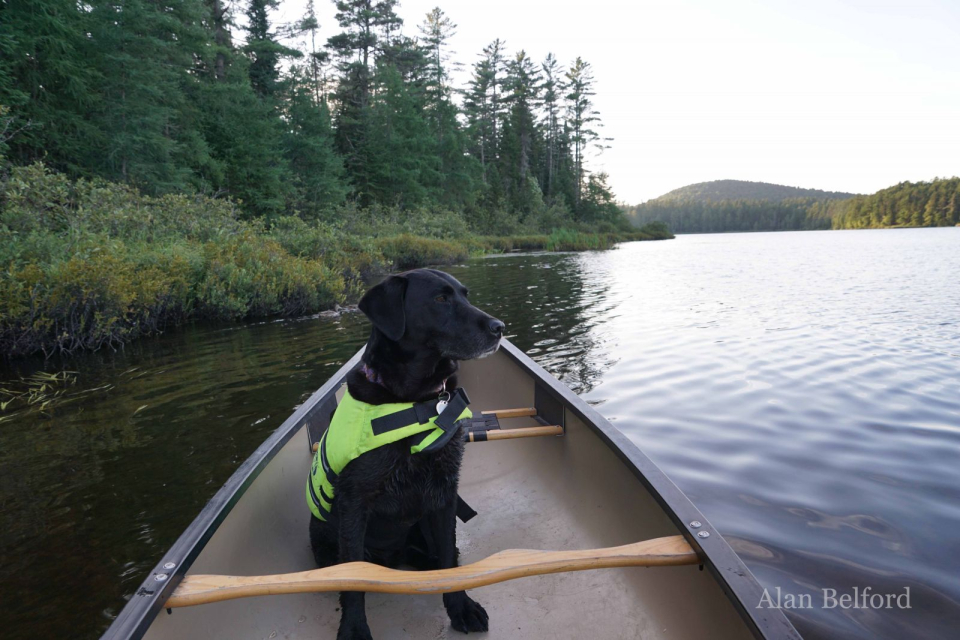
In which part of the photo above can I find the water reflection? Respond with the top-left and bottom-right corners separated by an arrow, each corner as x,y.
446,254 -> 618,395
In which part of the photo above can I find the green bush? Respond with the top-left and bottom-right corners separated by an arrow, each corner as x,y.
0,241 -> 194,356
197,232 -> 345,319
377,234 -> 469,270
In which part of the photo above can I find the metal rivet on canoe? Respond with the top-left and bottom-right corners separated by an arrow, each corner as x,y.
155,573 -> 169,582
697,531 -> 710,539
163,562 -> 177,570
689,521 -> 702,529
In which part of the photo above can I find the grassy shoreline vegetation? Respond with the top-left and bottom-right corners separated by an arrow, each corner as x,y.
0,164 -> 671,358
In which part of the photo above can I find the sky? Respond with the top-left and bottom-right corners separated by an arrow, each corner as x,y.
274,0 -> 960,203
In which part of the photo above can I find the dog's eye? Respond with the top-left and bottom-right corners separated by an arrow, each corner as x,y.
435,295 -> 447,303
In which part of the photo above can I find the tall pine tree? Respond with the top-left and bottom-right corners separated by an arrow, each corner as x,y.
565,57 -> 606,213
244,0 -> 299,99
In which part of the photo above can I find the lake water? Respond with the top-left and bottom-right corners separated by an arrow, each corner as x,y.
2,228 -> 959,639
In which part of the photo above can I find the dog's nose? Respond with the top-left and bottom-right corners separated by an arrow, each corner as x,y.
487,318 -> 505,336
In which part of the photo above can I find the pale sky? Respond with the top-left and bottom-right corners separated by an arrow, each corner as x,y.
275,0 -> 960,203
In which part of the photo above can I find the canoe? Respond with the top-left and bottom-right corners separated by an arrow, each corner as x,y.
103,340 -> 799,640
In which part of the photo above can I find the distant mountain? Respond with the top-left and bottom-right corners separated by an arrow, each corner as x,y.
627,178 -> 960,234
651,180 -> 857,204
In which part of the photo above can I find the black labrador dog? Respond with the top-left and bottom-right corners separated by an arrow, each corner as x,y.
310,268 -> 504,640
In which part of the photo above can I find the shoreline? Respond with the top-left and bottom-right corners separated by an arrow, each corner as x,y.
1,233 -> 671,361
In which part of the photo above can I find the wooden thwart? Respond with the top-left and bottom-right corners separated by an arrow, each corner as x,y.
166,535 -> 698,608
465,425 -> 562,442
481,407 -> 538,419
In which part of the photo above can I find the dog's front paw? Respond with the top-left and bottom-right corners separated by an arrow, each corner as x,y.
336,617 -> 373,640
445,592 -> 489,633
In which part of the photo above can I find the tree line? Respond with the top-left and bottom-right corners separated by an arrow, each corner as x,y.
627,178 -> 960,233
811,178 -> 960,229
0,0 -> 625,232
625,198 -> 834,234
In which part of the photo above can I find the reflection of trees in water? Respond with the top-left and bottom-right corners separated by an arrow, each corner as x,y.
0,315 -> 369,638
448,254 -> 618,395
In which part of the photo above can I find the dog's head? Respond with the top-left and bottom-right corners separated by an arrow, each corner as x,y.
358,269 -> 504,360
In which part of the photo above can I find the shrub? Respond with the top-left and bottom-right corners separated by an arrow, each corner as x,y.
0,242 -> 194,356
545,229 -> 608,251
377,234 -> 469,269
196,232 -> 345,319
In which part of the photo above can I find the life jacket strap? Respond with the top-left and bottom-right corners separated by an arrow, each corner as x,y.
369,388 -> 471,436
435,388 -> 471,431
456,495 -> 478,523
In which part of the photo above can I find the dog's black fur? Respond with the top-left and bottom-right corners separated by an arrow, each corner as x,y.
310,269 -> 504,640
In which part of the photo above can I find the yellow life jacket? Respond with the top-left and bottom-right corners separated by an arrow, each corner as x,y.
307,388 -> 472,521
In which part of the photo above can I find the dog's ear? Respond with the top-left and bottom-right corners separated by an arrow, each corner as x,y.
358,275 -> 408,341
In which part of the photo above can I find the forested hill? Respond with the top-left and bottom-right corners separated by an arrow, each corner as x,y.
624,197 -> 836,233
0,0 -> 626,232
654,180 -> 856,203
626,178 -> 960,233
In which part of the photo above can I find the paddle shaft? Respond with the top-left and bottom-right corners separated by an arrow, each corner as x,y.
167,535 -> 698,608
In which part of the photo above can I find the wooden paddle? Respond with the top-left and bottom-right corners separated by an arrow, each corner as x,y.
166,535 -> 698,608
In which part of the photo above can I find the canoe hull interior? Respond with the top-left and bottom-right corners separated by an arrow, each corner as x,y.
128,344 -> 791,639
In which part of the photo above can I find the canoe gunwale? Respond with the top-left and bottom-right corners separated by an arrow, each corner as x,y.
103,340 -> 799,640
102,349 -> 364,640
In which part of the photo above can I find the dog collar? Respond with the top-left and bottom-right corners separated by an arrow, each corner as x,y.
360,362 -> 448,395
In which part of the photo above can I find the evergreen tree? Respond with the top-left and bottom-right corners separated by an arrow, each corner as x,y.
194,0 -> 287,216
244,0 -> 300,99
463,39 -> 507,192
284,65 -> 348,216
359,63 -> 438,207
463,56 -> 495,180
578,172 -> 622,225
86,0 -> 211,192
326,0 -> 403,191
418,8 -> 457,116
565,57 -> 606,212
539,53 -> 565,201
414,8 -> 477,209
0,0 -> 99,174
500,51 -> 541,214
298,0 -> 331,104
